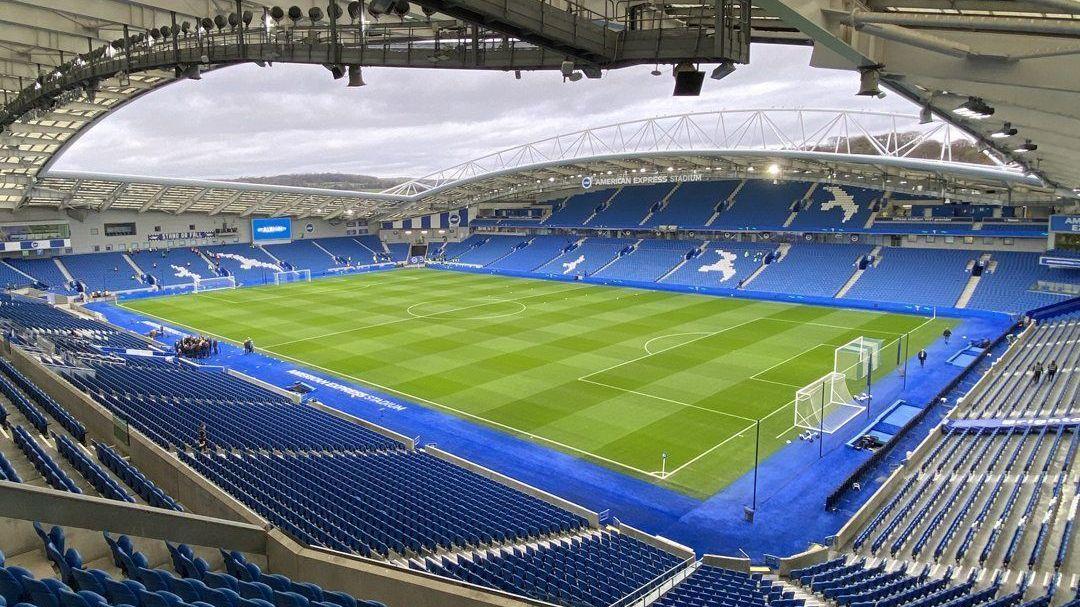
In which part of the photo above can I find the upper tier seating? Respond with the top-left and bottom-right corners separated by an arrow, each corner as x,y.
662,240 -> 776,289
654,564 -> 804,607
642,181 -> 741,228
181,449 -> 589,558
201,245 -> 280,283
7,258 -> 76,293
588,184 -> 673,229
262,241 -> 339,275
788,185 -> 877,232
312,237 -> 381,266
710,181 -> 812,231
451,235 -> 527,266
130,249 -> 211,287
967,252 -> 1075,313
751,243 -> 872,298
535,238 -> 636,276
421,530 -> 685,607
59,254 -> 143,293
488,236 -> 578,272
0,262 -> 36,289
843,248 -> 974,308
594,239 -> 700,283
543,190 -> 616,227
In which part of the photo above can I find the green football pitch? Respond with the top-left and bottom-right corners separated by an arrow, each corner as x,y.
122,268 -> 955,498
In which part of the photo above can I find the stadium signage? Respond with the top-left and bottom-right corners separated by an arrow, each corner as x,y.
286,369 -> 406,411
0,238 -> 69,252
581,173 -> 704,189
147,231 -> 213,241
251,217 -> 293,243
1050,214 -> 1080,233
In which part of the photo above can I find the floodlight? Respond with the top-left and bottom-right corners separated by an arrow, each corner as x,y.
347,1 -> 362,19
324,64 -> 346,79
228,13 -> 239,29
201,17 -> 214,31
392,1 -> 409,17
767,163 -> 780,176
327,3 -> 343,21
990,123 -> 1017,139
160,25 -> 172,38
567,72 -> 583,82
560,60 -> 575,77
214,14 -> 227,31
856,67 -> 881,96
270,7 -> 285,22
347,65 -> 365,87
919,106 -> 932,124
287,6 -> 304,25
952,97 -> 994,120
308,7 -> 324,22
709,61 -> 735,81
175,64 -> 201,79
243,10 -> 254,25
1015,140 -> 1037,153
367,0 -> 394,17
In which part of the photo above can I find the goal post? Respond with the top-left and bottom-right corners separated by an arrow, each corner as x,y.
192,276 -> 236,293
794,372 -> 865,434
835,336 -> 883,386
274,269 -> 311,285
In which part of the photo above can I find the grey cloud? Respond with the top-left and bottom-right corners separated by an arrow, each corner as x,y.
55,45 -> 916,179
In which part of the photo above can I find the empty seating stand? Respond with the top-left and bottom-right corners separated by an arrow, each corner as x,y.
421,530 -> 686,607
655,564 -> 803,607
130,249 -> 212,288
59,254 -> 143,293
181,449 -> 588,558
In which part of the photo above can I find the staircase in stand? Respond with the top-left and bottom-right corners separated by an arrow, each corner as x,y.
311,240 -> 340,263
122,254 -> 147,283
582,189 -> 622,226
956,252 -> 992,308
639,184 -> 680,226
659,241 -> 708,283
836,245 -> 882,298
740,243 -> 787,289
705,180 -> 745,227
595,239 -> 642,275
53,257 -> 75,283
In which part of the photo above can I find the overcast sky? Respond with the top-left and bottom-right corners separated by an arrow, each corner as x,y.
54,44 -> 916,180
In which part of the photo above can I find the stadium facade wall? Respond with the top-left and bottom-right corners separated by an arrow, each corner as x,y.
426,263 -> 1016,321
700,553 -> 752,573
0,208 -> 358,255
0,481 -> 266,554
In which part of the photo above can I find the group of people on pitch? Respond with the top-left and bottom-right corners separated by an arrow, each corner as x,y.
175,334 -> 219,359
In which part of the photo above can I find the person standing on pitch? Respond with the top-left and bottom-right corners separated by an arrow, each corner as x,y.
943,328 -> 952,345
918,348 -> 928,368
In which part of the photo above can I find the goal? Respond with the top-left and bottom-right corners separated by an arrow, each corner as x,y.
274,269 -> 311,285
793,337 -> 881,434
794,372 -> 864,434
192,276 -> 236,293
835,336 -> 883,382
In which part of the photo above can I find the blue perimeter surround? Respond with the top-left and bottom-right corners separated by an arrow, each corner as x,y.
89,266 -> 1013,561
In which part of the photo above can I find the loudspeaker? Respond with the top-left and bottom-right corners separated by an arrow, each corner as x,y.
673,70 -> 704,96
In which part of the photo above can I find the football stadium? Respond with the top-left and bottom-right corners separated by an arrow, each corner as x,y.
0,3 -> 1078,607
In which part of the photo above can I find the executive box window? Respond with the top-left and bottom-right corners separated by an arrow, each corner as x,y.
104,222 -> 137,237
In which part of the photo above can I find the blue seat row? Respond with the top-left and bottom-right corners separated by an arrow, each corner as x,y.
0,358 -> 85,442
94,442 -> 183,511
52,433 -> 134,503
12,426 -> 79,493
654,564 -> 803,607
180,449 -> 588,558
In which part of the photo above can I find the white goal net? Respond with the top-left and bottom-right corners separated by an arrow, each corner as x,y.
793,336 -> 881,434
794,372 -> 863,434
274,269 -> 311,285
192,275 -> 236,293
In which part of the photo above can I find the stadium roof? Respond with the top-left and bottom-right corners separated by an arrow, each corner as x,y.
28,109 -> 1052,221
1,0 -> 1078,208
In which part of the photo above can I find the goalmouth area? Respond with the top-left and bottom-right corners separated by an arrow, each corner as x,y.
121,268 -> 955,499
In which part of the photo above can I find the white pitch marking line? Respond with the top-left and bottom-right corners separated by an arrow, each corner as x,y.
750,377 -> 804,389
578,377 -> 756,423
579,317 -> 761,381
118,301 -> 663,479
405,300 -> 527,321
263,284 -> 593,348
750,343 -> 833,380
663,420 -> 757,479
642,332 -> 713,355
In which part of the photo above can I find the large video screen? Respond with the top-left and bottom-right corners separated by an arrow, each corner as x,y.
251,217 -> 292,243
